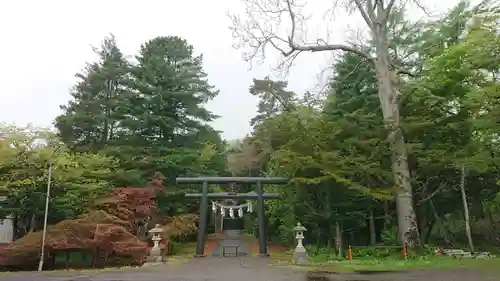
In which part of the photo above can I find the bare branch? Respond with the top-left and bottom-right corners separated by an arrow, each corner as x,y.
353,0 -> 376,29
384,0 -> 398,23
416,182 -> 447,206
289,42 -> 372,59
411,0 -> 432,17
366,0 -> 376,19
280,0 -> 374,63
229,0 -> 375,69
229,0 -> 415,76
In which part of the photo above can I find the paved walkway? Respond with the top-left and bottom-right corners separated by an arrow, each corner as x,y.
1,257 -> 498,281
0,257 -> 303,281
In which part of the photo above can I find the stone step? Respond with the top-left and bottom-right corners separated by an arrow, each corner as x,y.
475,252 -> 495,259
461,252 -> 473,258
440,248 -> 496,259
211,230 -> 249,257
224,229 -> 242,238
211,239 -> 250,257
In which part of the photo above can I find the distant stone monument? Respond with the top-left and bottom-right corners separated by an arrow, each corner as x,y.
292,222 -> 309,265
146,224 -> 164,263
0,196 -> 13,245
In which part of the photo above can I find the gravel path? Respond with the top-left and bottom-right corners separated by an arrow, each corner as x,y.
0,257 -> 498,281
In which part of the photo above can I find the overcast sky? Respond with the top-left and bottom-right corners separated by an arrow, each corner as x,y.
0,0 -> 461,140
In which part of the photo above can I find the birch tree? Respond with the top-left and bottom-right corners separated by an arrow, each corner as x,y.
229,0 -> 421,246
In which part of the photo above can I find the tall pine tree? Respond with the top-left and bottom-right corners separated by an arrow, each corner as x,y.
56,35 -> 225,185
55,34 -> 130,152
119,36 -> 222,181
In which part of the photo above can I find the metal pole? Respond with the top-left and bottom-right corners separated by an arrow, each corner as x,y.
195,181 -> 209,257
256,181 -> 268,257
37,162 -> 52,272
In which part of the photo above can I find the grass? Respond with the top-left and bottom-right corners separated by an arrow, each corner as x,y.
269,251 -> 500,274
166,241 -> 197,264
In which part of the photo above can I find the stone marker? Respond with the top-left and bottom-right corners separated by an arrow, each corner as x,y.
292,222 -> 309,265
146,224 -> 164,263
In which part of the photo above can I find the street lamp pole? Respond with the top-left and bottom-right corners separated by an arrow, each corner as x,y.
37,162 -> 52,272
37,146 -> 60,272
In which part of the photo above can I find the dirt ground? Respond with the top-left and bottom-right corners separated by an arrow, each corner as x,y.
1,257 -> 498,281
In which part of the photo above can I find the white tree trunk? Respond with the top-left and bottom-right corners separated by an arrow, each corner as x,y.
460,165 -> 474,252
372,25 -> 420,247
335,221 -> 342,258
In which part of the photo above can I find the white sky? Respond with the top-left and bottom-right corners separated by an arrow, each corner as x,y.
0,0 -> 460,140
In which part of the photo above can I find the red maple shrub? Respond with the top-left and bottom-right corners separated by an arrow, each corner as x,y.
96,173 -> 164,231
0,210 -> 149,269
101,187 -> 158,224
0,174 -> 166,270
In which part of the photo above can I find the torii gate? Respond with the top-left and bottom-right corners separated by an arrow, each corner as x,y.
176,177 -> 288,257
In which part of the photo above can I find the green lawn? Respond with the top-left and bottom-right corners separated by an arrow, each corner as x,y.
270,251 -> 500,274
165,241 -> 197,264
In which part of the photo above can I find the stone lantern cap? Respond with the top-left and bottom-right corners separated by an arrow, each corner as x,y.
148,223 -> 163,234
293,222 -> 306,232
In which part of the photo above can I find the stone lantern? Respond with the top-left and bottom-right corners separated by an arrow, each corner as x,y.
147,224 -> 164,263
292,222 -> 309,264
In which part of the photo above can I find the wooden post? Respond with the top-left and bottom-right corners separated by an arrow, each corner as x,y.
256,181 -> 268,257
